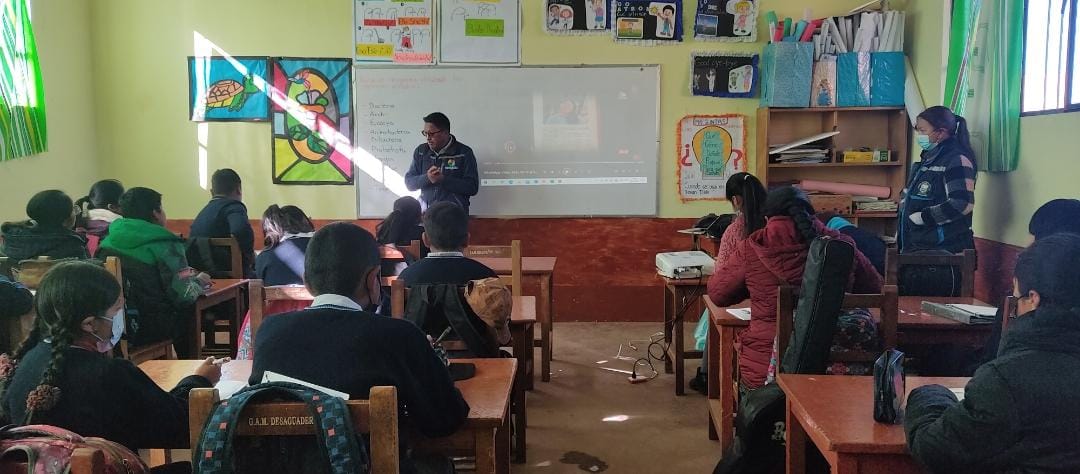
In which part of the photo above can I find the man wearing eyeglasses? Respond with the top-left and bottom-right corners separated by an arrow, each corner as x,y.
404,112 -> 480,215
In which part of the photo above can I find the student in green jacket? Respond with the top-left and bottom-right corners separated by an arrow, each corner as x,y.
98,187 -> 210,358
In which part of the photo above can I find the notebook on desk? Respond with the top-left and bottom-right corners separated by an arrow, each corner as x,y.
921,302 -> 997,325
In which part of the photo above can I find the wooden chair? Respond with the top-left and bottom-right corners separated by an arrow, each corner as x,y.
188,237 -> 244,279
402,240 -> 423,260
0,447 -> 106,474
188,237 -> 245,356
247,280 -> 315,350
885,248 -> 977,297
187,386 -> 400,474
775,285 -> 900,367
463,240 -> 523,299
104,255 -> 176,365
10,256 -> 67,290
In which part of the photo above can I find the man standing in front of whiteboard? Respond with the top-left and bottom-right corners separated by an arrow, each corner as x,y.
404,112 -> 480,215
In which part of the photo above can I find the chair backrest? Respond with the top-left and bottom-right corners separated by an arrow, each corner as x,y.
775,285 -> 899,367
11,257 -> 66,290
187,386 -> 400,474
402,240 -> 423,260
187,237 -> 243,279
390,279 -> 505,352
463,240 -> 522,299
247,280 -> 315,350
885,248 -> 976,297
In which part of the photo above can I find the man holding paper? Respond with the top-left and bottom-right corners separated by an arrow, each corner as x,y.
405,112 -> 480,215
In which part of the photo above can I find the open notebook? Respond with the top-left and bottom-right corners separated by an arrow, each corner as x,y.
211,371 -> 349,400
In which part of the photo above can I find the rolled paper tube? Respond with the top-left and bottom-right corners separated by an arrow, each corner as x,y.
798,179 -> 891,199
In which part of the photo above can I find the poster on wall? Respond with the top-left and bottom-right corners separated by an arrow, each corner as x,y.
188,56 -> 270,122
270,58 -> 354,185
678,114 -> 747,201
612,0 -> 683,44
694,0 -> 756,42
439,0 -> 520,64
545,0 -> 610,34
354,0 -> 435,64
690,52 -> 758,98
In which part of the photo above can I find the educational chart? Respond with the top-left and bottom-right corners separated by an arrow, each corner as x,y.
354,0 -> 435,64
270,58 -> 354,185
678,114 -> 747,201
690,53 -> 758,98
545,0 -> 610,34
613,0 -> 683,44
694,0 -> 756,42
188,56 -> 269,122
438,0 -> 520,64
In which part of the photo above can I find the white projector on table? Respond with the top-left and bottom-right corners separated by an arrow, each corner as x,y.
656,251 -> 715,279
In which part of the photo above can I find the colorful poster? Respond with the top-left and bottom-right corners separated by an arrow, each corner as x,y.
613,0 -> 683,44
678,114 -> 747,201
188,56 -> 269,122
545,0 -> 610,34
354,0 -> 434,64
270,58 -> 354,185
694,0 -> 756,42
439,0 -> 520,64
690,53 -> 758,98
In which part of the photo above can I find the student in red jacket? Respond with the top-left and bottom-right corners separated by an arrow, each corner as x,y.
707,186 -> 882,390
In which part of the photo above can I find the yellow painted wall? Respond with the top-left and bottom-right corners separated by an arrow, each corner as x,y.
88,0 -> 879,219
0,0 -> 99,223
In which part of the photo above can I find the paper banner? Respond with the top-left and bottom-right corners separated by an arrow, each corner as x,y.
354,0 -> 435,65
694,0 -> 757,42
613,0 -> 683,44
690,52 -> 758,98
270,58 -> 354,185
545,0 -> 611,35
677,114 -> 747,201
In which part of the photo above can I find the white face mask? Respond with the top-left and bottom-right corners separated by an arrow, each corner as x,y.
91,309 -> 125,353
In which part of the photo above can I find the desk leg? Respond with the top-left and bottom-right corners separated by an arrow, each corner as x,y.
674,288 -> 687,396
718,325 -> 736,451
786,398 -> 807,474
512,373 -> 527,464
524,323 -> 536,391
707,316 -> 720,440
474,426 -> 502,474
663,285 -> 674,374
192,303 -> 205,359
538,274 -> 553,383
231,287 -> 244,357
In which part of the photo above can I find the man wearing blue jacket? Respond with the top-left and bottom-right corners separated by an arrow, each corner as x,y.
404,112 -> 480,215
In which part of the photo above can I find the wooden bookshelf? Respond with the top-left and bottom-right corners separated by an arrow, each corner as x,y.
756,107 -> 910,236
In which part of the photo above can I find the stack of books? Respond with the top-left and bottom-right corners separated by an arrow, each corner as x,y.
855,199 -> 898,213
921,302 -> 997,325
771,147 -> 830,164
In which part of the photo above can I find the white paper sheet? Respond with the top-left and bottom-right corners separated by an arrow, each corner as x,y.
950,388 -> 965,401
262,371 -> 350,400
214,380 -> 248,400
726,308 -> 751,320
948,304 -> 997,317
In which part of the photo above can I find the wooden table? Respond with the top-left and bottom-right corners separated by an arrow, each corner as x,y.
475,256 -> 556,383
140,358 -> 517,474
193,279 -> 248,358
658,275 -> 710,396
779,374 -> 969,473
704,295 -> 993,450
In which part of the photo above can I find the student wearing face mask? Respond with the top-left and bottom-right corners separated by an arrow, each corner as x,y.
0,261 -> 220,452
898,106 -> 977,254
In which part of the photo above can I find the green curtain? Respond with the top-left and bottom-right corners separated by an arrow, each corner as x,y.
945,0 -> 1023,172
0,0 -> 47,161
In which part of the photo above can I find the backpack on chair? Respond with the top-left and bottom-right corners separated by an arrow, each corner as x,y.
0,424 -> 148,474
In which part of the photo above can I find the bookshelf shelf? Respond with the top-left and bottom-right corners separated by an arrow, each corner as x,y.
768,161 -> 904,168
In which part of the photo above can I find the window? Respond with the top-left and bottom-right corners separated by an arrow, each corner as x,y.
1022,0 -> 1080,113
0,0 -> 47,160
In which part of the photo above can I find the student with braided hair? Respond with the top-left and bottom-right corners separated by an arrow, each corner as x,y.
0,261 -> 220,450
707,186 -> 881,390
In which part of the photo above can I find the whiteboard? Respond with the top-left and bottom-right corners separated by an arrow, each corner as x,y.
438,0 -> 521,64
353,65 -> 659,217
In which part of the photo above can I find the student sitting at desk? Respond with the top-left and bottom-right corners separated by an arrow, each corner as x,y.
707,186 -> 881,390
398,202 -> 496,286
74,179 -> 124,257
906,233 -> 1080,473
189,168 -> 256,278
250,223 -> 469,472
1,190 -> 88,261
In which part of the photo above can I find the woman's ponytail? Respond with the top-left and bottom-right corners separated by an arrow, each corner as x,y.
953,116 -> 977,168
762,186 -> 819,245
725,172 -> 768,237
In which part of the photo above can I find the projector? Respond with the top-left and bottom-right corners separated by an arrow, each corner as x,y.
656,251 -> 715,279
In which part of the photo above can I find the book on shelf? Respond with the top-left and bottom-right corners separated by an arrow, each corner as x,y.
855,200 -> 898,212
768,131 -> 839,164
921,301 -> 997,325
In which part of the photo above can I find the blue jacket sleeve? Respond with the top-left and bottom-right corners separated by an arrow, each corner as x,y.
404,147 -> 432,191
0,275 -> 33,318
387,321 -> 470,438
440,148 -> 480,197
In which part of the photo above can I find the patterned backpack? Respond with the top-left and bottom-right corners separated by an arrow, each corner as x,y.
194,381 -> 370,474
0,424 -> 148,474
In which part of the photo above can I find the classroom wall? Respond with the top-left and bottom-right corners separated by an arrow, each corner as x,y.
0,0 -> 99,223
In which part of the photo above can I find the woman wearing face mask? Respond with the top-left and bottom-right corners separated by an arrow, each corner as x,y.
0,261 -> 221,452
898,105 -> 977,254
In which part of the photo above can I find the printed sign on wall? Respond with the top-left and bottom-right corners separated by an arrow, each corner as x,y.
545,0 -> 611,34
439,0 -> 521,64
690,53 -> 758,98
354,0 -> 435,64
694,0 -> 756,42
613,0 -> 683,44
678,114 -> 747,201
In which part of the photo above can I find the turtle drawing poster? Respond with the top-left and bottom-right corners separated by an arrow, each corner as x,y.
694,0 -> 756,42
613,0 -> 683,44
188,56 -> 270,122
270,58 -> 354,185
677,114 -> 747,201
354,0 -> 434,64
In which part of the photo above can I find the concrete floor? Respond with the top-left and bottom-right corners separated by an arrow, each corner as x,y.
515,322 -> 717,473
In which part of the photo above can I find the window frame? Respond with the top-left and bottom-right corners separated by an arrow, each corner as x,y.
1021,0 -> 1080,116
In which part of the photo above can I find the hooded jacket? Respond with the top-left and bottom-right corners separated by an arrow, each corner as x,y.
898,136 -> 976,254
707,217 -> 882,388
0,221 -> 88,262
906,306 -> 1080,473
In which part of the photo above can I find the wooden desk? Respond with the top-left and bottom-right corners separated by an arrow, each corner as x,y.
140,358 -> 517,474
704,295 -> 992,450
474,256 -> 556,383
658,275 -> 709,396
778,374 -> 968,473
193,279 -> 248,358
508,296 -> 535,464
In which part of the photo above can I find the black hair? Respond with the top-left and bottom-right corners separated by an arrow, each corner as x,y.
262,205 -> 315,248
211,168 -> 242,197
0,261 -> 120,423
119,187 -> 163,223
917,106 -> 977,167
762,186 -> 818,245
1014,233 -> 1080,311
74,180 -> 124,213
725,172 -> 767,237
422,202 -> 469,251
1029,199 -> 1080,241
376,197 -> 423,245
21,190 -> 74,229
304,222 -> 380,297
662,4 -> 674,13
423,112 -> 451,132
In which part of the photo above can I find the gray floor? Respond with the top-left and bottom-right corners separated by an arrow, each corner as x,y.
515,322 -> 717,473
